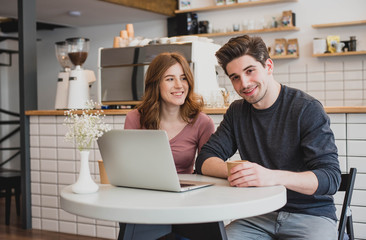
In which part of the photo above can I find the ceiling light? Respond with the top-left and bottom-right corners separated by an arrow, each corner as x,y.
68,11 -> 82,17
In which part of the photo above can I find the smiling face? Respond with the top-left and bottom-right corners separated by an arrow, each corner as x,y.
159,63 -> 189,108
226,55 -> 276,109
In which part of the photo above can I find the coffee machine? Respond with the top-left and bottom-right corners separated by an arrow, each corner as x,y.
99,41 -> 221,106
66,37 -> 96,109
54,41 -> 73,109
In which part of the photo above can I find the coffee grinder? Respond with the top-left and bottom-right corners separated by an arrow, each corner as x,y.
54,41 -> 73,109
66,37 -> 96,109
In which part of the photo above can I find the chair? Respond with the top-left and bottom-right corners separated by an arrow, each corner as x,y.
338,168 -> 357,240
0,171 -> 21,225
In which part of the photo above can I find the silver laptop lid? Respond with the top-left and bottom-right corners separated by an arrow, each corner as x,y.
97,129 -> 182,191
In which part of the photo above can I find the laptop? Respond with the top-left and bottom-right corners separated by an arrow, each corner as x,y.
97,129 -> 213,192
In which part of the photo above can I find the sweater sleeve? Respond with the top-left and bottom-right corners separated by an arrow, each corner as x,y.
196,113 -> 215,154
195,103 -> 238,174
300,100 -> 341,195
124,109 -> 141,129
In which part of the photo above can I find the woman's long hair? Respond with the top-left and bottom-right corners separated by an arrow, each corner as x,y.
137,52 -> 203,129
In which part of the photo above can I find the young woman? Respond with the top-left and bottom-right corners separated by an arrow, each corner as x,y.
124,52 -> 215,174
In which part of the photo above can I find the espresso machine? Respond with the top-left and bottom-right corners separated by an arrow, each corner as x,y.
66,37 -> 96,109
99,41 -> 221,106
54,41 -> 73,109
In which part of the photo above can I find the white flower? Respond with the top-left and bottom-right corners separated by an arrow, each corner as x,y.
64,100 -> 111,151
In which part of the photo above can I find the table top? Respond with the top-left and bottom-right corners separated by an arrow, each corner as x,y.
60,174 -> 286,225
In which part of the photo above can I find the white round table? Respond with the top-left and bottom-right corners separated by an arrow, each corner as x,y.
60,174 -> 286,239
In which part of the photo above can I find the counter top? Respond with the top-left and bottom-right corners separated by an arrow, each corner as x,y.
25,106 -> 366,116
26,109 -> 133,116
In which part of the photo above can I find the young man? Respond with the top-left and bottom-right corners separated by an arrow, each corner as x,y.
195,35 -> 341,239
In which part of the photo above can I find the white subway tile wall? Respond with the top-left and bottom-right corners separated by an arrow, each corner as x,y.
331,113 -> 366,240
30,115 -> 117,238
217,60 -> 366,107
97,225 -> 118,239
60,221 -> 77,234
30,113 -> 366,239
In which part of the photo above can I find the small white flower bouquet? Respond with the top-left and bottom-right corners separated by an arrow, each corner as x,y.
64,101 -> 111,151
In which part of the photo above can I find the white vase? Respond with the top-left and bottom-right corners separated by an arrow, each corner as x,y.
72,150 -> 99,194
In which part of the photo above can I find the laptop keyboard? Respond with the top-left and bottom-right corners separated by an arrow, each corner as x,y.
180,183 -> 195,187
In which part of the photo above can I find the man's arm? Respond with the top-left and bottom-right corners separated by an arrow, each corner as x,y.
201,157 -> 228,178
203,157 -> 319,195
228,162 -> 319,195
299,100 -> 340,195
195,103 -> 238,174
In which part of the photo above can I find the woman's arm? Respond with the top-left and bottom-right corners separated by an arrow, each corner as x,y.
124,110 -> 141,129
197,113 -> 215,153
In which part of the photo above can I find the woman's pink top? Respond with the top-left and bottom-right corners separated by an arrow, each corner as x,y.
124,109 -> 215,174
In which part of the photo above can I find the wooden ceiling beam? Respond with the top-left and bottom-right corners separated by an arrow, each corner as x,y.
100,0 -> 177,16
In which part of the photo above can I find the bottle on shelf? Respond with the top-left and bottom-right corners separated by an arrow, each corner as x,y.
349,36 -> 356,51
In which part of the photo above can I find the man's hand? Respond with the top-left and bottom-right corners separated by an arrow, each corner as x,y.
226,161 -> 319,195
228,161 -> 276,187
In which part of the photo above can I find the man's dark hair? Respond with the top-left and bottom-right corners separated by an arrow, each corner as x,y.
215,35 -> 270,75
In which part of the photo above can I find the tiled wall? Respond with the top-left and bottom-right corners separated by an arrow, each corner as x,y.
30,115 -> 124,239
331,114 -> 366,240
217,60 -> 366,107
29,113 -> 366,239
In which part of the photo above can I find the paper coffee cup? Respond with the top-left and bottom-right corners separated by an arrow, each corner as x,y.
120,30 -> 128,39
126,24 -> 134,38
227,160 -> 248,176
113,36 -> 122,48
98,160 -> 110,184
159,37 -> 169,44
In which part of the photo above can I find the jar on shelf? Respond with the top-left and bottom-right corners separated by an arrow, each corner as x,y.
349,36 -> 357,51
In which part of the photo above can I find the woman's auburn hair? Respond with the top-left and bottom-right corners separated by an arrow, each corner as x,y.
137,52 -> 203,129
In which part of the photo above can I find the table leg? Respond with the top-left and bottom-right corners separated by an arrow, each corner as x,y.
172,221 -> 227,240
118,223 -> 172,240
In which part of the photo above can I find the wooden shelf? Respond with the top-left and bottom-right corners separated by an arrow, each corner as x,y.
25,106 -> 366,116
191,26 -> 299,38
312,20 -> 366,28
312,51 -> 366,57
175,0 -> 297,14
271,54 -> 298,59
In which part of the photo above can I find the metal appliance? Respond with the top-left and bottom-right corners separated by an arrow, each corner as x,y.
66,37 -> 96,109
54,41 -> 72,109
167,12 -> 198,37
98,41 -> 221,106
